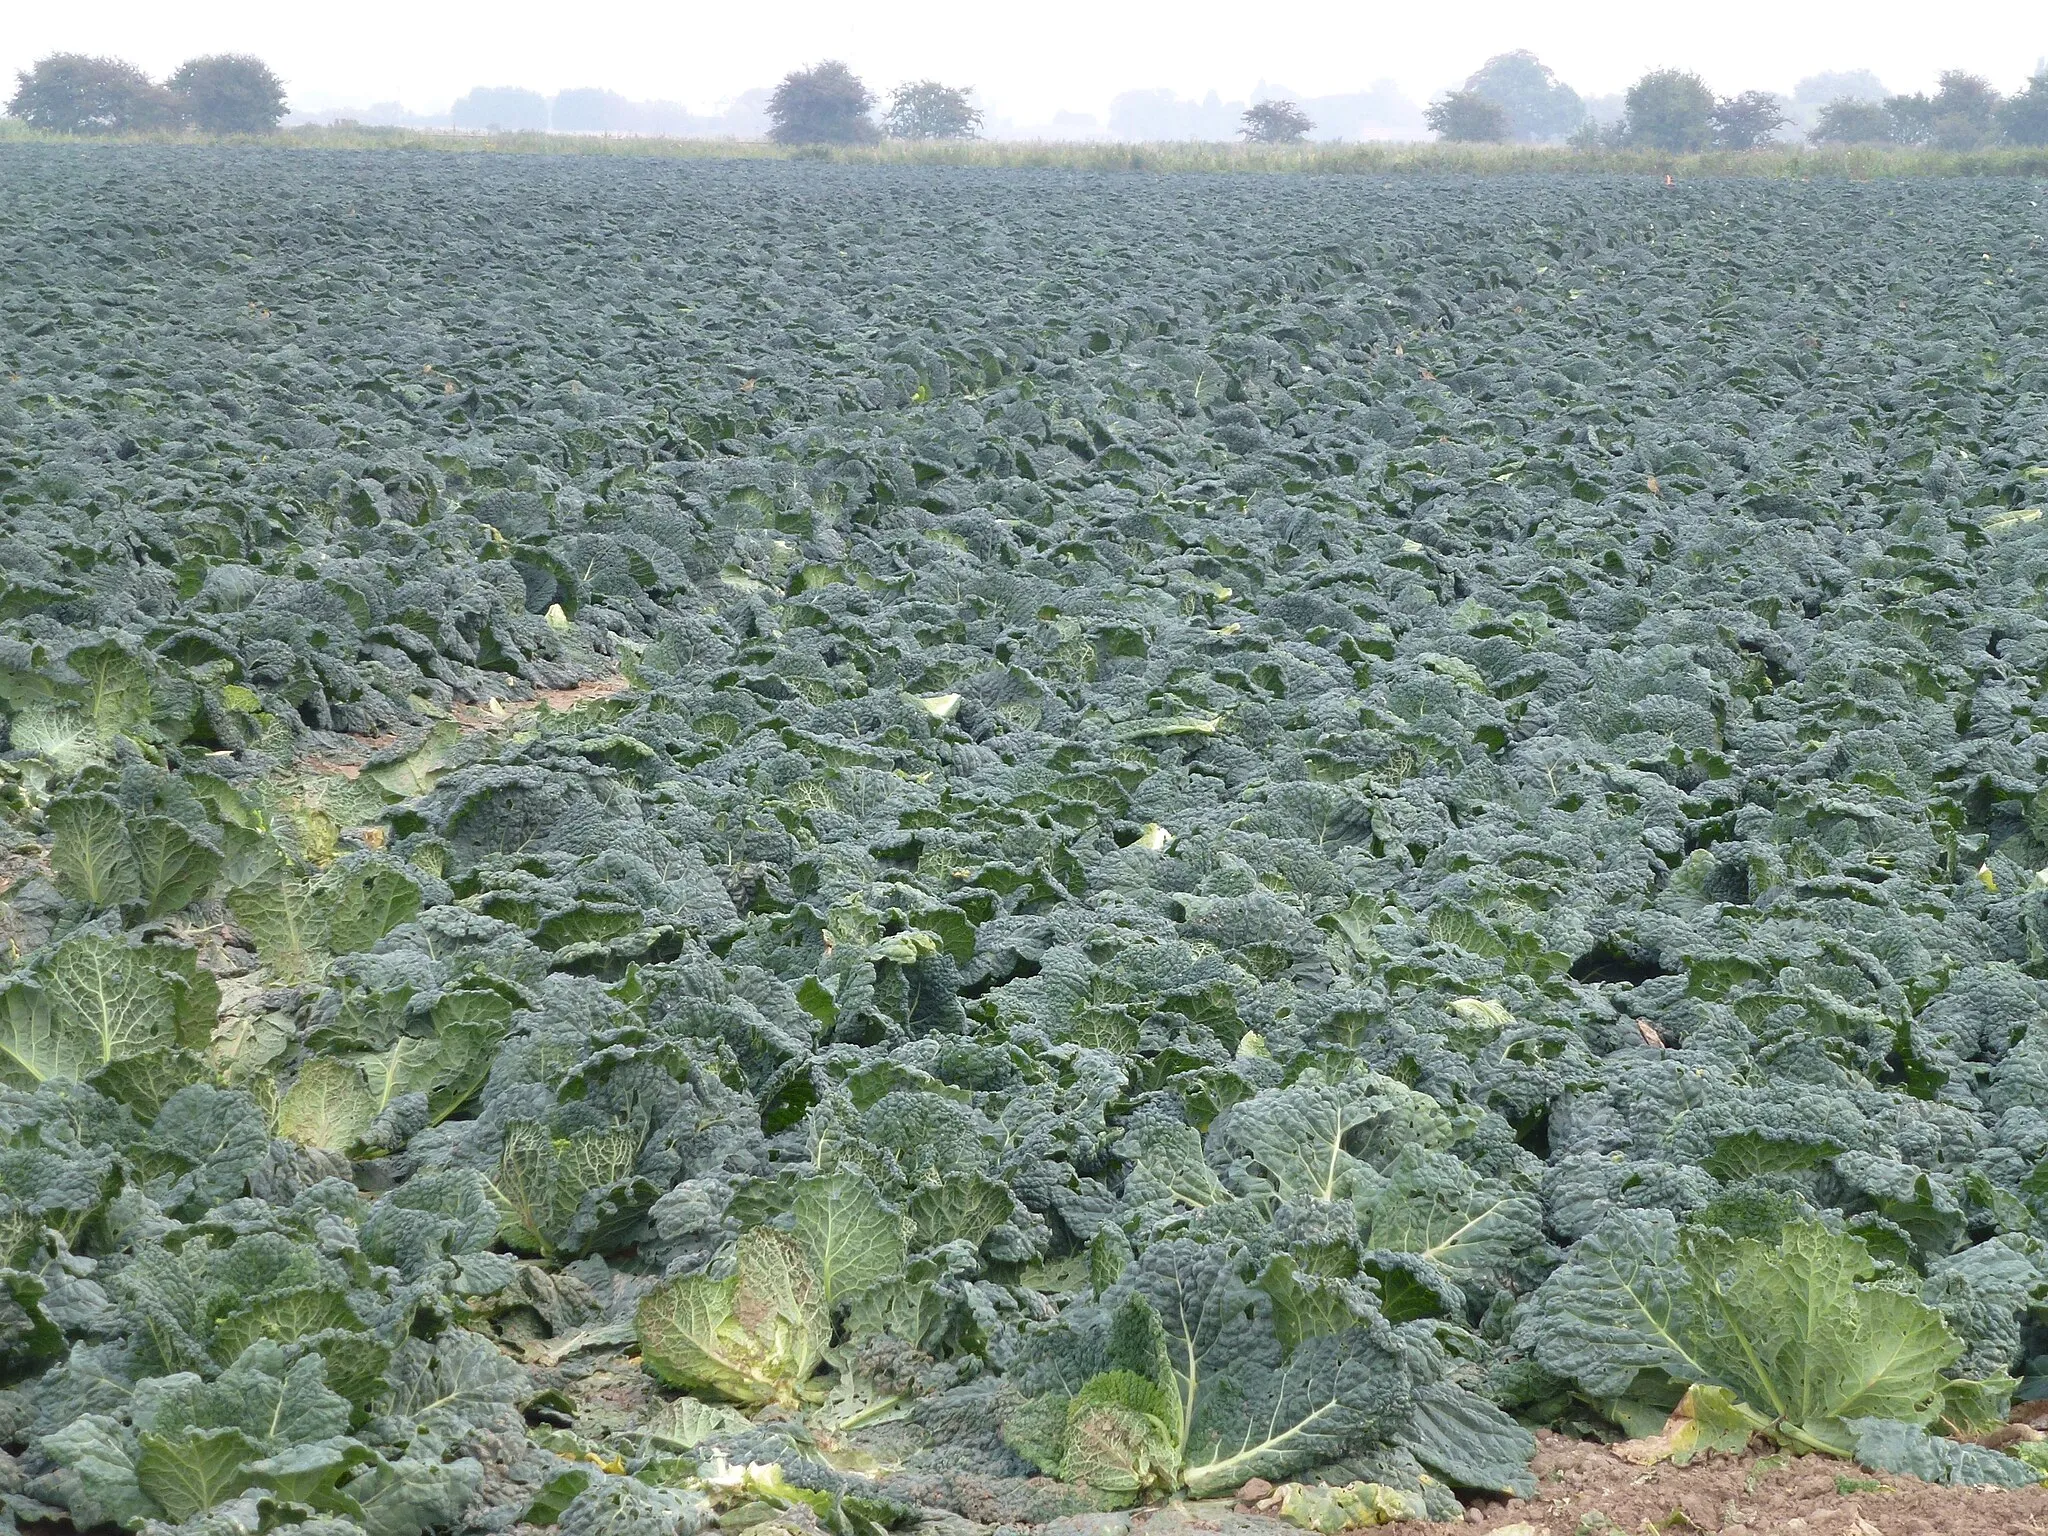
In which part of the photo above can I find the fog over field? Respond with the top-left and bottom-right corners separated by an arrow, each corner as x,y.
4,0 -> 2044,137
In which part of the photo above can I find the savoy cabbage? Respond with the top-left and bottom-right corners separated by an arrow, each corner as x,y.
3,147 -> 2048,1536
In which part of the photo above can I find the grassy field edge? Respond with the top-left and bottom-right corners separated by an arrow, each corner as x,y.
5,117 -> 2048,176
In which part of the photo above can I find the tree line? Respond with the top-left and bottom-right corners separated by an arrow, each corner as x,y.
9,48 -> 2048,150
766,65 -> 982,142
752,52 -> 2048,150
0,53 -> 984,143
703,56 -> 2048,149
6,53 -> 287,134
1391,53 -> 2048,151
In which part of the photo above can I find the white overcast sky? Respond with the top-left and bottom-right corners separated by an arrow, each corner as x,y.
6,0 -> 2046,122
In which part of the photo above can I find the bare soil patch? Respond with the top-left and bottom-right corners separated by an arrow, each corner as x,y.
1456,1430 -> 2048,1535
299,672 -> 634,779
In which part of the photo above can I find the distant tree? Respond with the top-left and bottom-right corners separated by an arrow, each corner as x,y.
1928,69 -> 2001,149
451,87 -> 550,133
167,54 -> 286,134
1808,96 -> 1898,145
1712,90 -> 1789,150
1424,90 -> 1509,143
1240,99 -> 1314,143
768,61 -> 878,145
6,53 -> 179,134
2001,71 -> 2048,147
1623,68 -> 1716,151
883,81 -> 981,140
1463,50 -> 1584,141
1882,92 -> 1937,146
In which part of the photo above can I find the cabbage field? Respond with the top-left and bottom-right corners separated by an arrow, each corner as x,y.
3,146 -> 2048,1533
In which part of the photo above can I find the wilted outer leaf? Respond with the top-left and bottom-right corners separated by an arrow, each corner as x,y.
1062,1370 -> 1182,1503
1939,1372 -> 2022,1436
637,1227 -> 826,1407
136,1424 -> 262,1520
1520,1214 -> 1960,1455
1612,1384 -> 1762,1467
1276,1480 -> 1429,1532
363,720 -> 463,799
795,1169 -> 907,1304
1447,996 -> 1515,1029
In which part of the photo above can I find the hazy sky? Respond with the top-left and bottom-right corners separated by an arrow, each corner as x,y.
7,0 -> 2046,124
